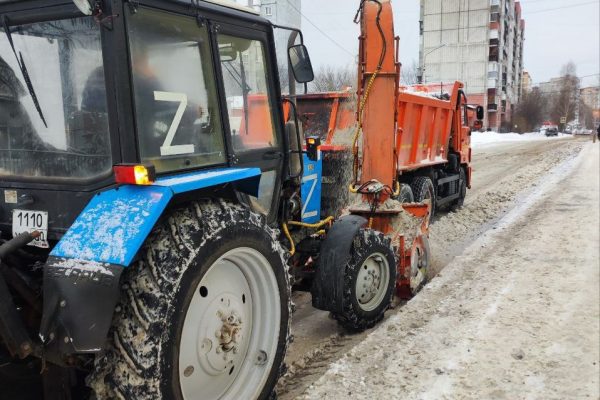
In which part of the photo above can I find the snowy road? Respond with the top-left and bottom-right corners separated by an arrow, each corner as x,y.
299,140 -> 599,399
279,135 -> 596,399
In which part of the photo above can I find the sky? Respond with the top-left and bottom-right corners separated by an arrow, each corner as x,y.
301,0 -> 600,88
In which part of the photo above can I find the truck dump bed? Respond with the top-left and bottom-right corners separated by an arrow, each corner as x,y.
295,81 -> 464,173
395,88 -> 456,171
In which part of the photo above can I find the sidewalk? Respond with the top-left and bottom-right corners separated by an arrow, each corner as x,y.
300,143 -> 600,400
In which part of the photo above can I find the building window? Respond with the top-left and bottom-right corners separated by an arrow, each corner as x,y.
264,6 -> 272,16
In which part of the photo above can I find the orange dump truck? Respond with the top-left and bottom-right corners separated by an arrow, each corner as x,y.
295,81 -> 483,218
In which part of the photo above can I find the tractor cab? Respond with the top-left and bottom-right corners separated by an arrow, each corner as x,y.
0,0 -> 312,240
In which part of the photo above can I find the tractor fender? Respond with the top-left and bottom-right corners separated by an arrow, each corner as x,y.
311,214 -> 368,313
40,167 -> 261,354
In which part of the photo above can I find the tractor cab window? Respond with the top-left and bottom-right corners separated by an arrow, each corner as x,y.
127,7 -> 225,173
217,35 -> 277,152
0,17 -> 111,179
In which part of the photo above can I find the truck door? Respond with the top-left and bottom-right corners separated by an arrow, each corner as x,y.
214,26 -> 285,220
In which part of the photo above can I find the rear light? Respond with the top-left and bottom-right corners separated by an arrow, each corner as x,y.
113,164 -> 156,185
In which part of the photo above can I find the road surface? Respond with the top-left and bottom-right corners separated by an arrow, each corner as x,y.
280,135 -> 597,399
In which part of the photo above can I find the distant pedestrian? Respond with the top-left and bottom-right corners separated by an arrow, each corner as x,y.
596,124 -> 599,143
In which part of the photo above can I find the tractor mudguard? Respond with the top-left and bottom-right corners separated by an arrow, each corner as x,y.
311,214 -> 367,313
39,257 -> 123,353
40,167 -> 261,354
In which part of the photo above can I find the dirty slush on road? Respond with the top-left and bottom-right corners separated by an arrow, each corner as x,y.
277,137 -> 588,399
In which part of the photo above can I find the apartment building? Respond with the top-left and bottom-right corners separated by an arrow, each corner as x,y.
521,70 -> 531,94
419,0 -> 525,130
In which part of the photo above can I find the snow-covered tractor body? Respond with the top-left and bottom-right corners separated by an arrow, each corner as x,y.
0,0 -> 313,398
0,0 -> 469,399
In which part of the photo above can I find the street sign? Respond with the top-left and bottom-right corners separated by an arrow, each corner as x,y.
560,117 -> 567,124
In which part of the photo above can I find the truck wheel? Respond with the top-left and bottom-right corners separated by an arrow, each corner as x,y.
334,229 -> 396,331
411,176 -> 436,219
451,167 -> 467,211
396,183 -> 414,203
88,200 -> 290,400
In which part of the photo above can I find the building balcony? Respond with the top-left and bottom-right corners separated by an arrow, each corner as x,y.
488,103 -> 498,112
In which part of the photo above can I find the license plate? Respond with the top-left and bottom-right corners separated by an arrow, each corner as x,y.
12,209 -> 49,248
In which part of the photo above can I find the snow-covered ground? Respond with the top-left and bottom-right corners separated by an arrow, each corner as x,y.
278,136 -> 590,400
298,141 -> 599,400
471,131 -> 571,148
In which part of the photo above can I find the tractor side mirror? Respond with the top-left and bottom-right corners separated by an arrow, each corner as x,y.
476,105 -> 484,121
288,44 -> 314,84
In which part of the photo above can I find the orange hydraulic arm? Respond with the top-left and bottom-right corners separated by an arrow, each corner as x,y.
352,0 -> 399,192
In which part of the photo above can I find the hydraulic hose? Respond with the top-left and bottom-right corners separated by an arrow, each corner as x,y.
0,232 -> 40,261
283,216 -> 334,256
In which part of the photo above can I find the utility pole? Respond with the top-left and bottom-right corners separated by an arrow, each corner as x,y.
418,44 -> 446,84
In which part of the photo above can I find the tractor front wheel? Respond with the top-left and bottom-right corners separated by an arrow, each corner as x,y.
89,200 -> 290,400
333,229 -> 396,331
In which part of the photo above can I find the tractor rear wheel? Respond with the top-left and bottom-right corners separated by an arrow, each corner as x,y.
411,176 -> 436,219
89,200 -> 290,400
333,229 -> 396,331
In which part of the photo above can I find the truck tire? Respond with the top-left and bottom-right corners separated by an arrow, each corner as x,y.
396,183 -> 414,203
411,176 -> 436,219
451,167 -> 467,211
88,200 -> 290,400
333,229 -> 396,331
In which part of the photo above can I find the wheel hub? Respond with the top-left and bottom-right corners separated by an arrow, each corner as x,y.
357,257 -> 383,304
355,253 -> 390,312
216,309 -> 243,353
199,293 -> 248,376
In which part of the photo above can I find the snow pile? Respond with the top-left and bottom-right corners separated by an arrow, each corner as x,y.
471,131 -> 571,148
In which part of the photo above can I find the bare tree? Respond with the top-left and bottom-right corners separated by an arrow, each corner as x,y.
513,87 -> 549,132
549,61 -> 580,128
278,62 -> 290,95
310,65 -> 356,92
400,60 -> 419,85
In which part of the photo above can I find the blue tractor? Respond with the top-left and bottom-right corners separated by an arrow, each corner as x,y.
0,0 -> 424,398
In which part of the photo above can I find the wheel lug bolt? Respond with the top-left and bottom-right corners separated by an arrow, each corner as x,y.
183,366 -> 194,377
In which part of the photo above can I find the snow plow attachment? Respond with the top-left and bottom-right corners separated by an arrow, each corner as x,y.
311,200 -> 431,330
